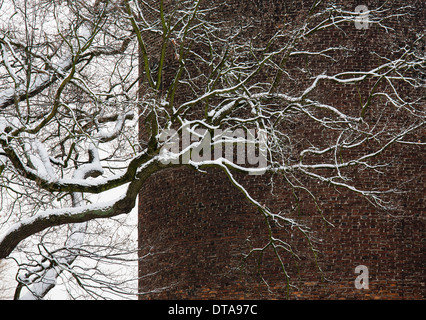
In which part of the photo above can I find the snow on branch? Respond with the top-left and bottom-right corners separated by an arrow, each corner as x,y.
0,0 -> 423,298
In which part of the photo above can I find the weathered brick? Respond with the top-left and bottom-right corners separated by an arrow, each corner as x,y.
138,0 -> 424,300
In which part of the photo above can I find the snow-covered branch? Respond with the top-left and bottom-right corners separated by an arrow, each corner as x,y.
0,0 -> 423,299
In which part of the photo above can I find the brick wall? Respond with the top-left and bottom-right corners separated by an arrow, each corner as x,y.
138,0 -> 425,299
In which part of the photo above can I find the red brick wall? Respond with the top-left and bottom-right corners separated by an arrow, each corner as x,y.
138,0 -> 425,299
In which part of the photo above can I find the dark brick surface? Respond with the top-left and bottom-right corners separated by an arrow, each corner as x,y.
138,0 -> 425,299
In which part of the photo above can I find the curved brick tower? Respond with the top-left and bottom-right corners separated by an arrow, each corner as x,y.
138,0 -> 425,299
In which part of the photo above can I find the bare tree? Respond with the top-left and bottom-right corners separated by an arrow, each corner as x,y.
0,0 -> 424,299
0,258 -> 13,299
